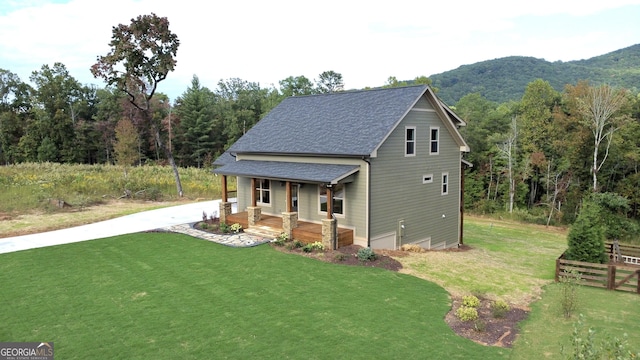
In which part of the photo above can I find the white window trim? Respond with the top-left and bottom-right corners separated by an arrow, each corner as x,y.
405,126 -> 416,157
422,174 -> 434,184
318,184 -> 346,218
430,126 -> 440,155
441,172 -> 449,195
256,178 -> 271,205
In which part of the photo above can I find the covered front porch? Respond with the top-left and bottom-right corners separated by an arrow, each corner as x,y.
226,212 -> 354,248
214,159 -> 360,250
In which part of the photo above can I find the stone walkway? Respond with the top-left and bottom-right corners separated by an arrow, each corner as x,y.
163,223 -> 272,248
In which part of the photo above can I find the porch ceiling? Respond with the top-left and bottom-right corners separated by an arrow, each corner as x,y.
213,160 -> 359,184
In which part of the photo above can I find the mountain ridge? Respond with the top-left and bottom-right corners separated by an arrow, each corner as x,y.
427,43 -> 640,104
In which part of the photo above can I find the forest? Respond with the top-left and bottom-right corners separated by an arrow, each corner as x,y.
0,14 -> 638,237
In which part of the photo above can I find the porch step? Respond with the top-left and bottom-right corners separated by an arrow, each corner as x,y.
244,226 -> 282,239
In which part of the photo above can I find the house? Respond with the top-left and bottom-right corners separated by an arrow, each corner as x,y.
213,85 -> 470,250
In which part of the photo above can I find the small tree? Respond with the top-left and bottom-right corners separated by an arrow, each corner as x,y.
565,197 -> 606,263
113,118 -> 139,177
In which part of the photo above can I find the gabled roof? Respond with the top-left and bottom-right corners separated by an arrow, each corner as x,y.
226,85 -> 467,157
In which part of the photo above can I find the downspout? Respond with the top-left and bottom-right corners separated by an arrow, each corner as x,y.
363,157 -> 371,248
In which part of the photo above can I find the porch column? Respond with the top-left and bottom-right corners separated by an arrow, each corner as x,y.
219,201 -> 232,224
282,212 -> 298,239
221,175 -> 228,203
326,185 -> 333,219
322,218 -> 337,250
286,181 -> 292,213
251,178 -> 257,207
248,206 -> 261,226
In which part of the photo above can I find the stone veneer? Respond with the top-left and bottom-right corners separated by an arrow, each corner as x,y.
219,202 -> 232,223
282,212 -> 298,238
247,206 -> 261,226
322,218 -> 337,250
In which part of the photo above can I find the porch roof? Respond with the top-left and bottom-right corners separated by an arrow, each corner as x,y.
214,160 -> 359,184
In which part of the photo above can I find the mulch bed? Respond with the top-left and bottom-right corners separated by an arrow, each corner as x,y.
193,221 -> 527,348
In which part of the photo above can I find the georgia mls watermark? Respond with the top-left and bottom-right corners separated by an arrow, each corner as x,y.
0,342 -> 53,360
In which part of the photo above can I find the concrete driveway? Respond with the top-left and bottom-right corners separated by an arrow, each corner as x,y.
0,200 -> 235,255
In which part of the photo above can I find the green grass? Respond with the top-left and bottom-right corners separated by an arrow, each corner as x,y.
512,284 -> 640,359
0,233 -> 508,359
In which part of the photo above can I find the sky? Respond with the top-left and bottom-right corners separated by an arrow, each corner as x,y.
1,0 -> 640,102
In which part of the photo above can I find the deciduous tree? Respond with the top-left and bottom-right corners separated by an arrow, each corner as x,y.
91,13 -> 183,196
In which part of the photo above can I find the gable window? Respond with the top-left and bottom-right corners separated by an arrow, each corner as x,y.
319,184 -> 345,215
405,126 -> 416,156
441,172 -> 449,195
255,178 -> 271,204
430,127 -> 439,154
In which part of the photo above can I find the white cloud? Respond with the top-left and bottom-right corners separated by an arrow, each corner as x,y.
1,0 -> 639,100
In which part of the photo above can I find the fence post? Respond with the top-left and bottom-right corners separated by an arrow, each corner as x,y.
637,271 -> 640,294
607,265 -> 616,290
555,258 -> 560,282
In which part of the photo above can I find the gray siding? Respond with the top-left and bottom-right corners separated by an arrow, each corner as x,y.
370,104 -> 461,249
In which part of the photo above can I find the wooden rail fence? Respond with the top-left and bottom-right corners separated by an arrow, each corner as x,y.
556,253 -> 640,294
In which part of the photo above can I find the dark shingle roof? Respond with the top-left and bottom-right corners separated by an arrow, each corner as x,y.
215,160 -> 359,184
227,85 -> 429,156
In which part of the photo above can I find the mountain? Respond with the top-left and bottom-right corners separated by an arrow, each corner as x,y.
427,44 -> 640,105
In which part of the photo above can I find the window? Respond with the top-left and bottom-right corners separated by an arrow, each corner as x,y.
319,184 -> 344,215
430,127 -> 439,154
255,178 -> 271,204
405,126 -> 416,156
441,172 -> 449,195
422,174 -> 433,184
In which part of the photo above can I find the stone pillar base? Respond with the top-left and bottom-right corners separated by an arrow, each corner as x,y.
248,206 -> 262,226
282,212 -> 298,239
322,218 -> 337,250
219,202 -> 232,223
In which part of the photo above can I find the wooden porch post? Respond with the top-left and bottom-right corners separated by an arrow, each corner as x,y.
286,181 -> 292,213
221,175 -> 228,203
251,178 -> 257,207
326,185 -> 333,219
460,164 -> 465,246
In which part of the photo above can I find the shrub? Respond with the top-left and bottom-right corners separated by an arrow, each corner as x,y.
559,269 -> 581,319
563,314 -> 639,359
401,244 -> 424,252
310,241 -> 325,251
462,295 -> 480,308
230,223 -> 243,232
357,247 -> 377,262
219,223 -> 230,233
334,253 -> 347,261
292,240 -> 303,248
565,197 -> 606,263
273,232 -> 289,246
474,319 -> 486,332
455,306 -> 478,322
491,299 -> 510,318
302,244 -> 313,253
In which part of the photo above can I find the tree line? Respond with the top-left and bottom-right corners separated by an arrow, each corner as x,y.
457,79 -> 640,233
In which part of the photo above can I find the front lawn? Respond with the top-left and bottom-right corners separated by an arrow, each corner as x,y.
0,233 -> 508,359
